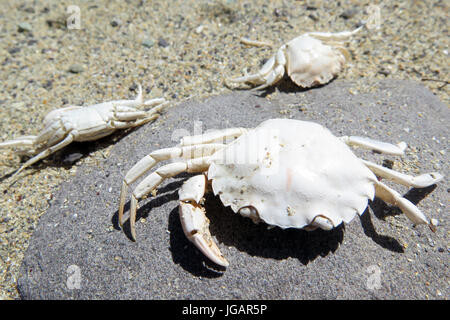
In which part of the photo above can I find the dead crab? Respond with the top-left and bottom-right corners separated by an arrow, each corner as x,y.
118,119 -> 443,267
228,26 -> 363,90
0,85 -> 167,181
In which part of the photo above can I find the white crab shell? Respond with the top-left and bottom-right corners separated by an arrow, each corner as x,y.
208,119 -> 377,229
284,35 -> 346,88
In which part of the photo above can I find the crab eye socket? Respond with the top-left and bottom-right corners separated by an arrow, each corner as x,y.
238,205 -> 260,224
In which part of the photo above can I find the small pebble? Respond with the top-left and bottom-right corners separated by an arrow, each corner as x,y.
430,218 -> 439,227
195,25 -> 204,34
340,8 -> 358,20
308,13 -> 319,21
382,159 -> 394,169
110,18 -> 121,27
8,47 -> 20,55
158,37 -> 169,48
142,39 -> 155,48
68,64 -> 84,74
273,8 -> 288,18
378,68 -> 391,76
42,80 -> 53,90
63,153 -> 83,164
23,7 -> 35,13
18,22 -> 32,32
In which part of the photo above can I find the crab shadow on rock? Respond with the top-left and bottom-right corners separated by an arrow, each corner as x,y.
111,177 -> 186,234
361,184 -> 439,253
247,76 -> 337,97
169,191 -> 346,276
113,174 -> 439,277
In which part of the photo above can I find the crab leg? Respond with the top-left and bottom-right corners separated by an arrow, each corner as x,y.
10,132 -> 75,182
0,117 -> 62,150
340,136 -> 407,155
113,99 -> 167,120
143,98 -> 166,107
334,46 -> 351,61
99,85 -> 166,111
118,144 -> 224,226
179,174 -> 229,267
306,26 -> 363,42
0,136 -> 37,148
180,127 -> 247,146
228,49 -> 286,90
113,109 -> 168,127
108,117 -> 158,130
113,107 -> 150,121
108,84 -> 147,108
374,180 -> 437,230
228,56 -> 276,85
127,156 -> 211,241
252,64 -> 286,91
0,120 -> 65,157
362,159 -> 444,188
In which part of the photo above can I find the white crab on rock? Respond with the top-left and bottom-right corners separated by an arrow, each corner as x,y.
118,119 -> 443,267
0,85 -> 167,181
228,26 -> 363,90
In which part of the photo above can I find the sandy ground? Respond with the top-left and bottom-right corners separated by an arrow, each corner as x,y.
0,0 -> 448,299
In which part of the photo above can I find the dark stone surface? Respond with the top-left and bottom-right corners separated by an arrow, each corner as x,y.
17,79 -> 448,299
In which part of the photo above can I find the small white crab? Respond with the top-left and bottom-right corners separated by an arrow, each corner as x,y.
118,119 -> 443,267
228,26 -> 363,90
0,85 -> 167,180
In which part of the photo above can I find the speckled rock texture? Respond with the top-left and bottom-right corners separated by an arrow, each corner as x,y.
17,79 -> 448,299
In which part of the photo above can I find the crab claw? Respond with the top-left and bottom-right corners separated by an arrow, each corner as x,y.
179,202 -> 229,267
178,174 -> 229,267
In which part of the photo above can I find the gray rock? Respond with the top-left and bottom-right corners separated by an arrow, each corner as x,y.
17,80 -> 449,299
